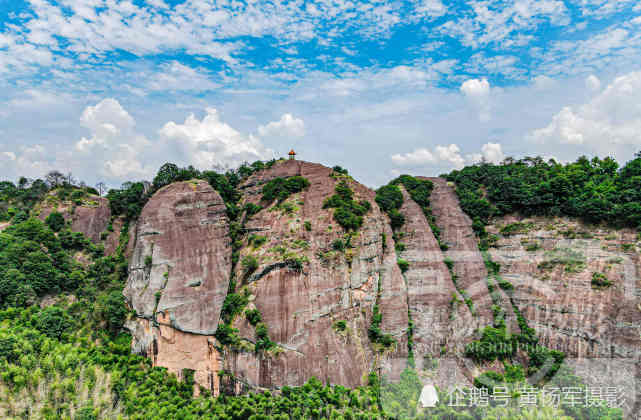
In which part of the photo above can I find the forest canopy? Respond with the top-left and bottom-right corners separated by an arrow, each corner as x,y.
445,154 -> 641,229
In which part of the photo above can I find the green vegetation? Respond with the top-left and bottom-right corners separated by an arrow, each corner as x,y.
261,176 -> 310,203
247,234 -> 267,248
368,304 -> 395,350
500,221 -> 535,236
538,247 -> 586,273
0,218 -> 107,307
375,184 -> 405,229
524,240 -> 542,251
464,325 -> 516,362
244,308 -> 262,326
446,154 -> 641,229
254,322 -> 276,352
331,165 -> 349,176
332,319 -> 347,332
323,180 -> 371,231
304,220 -> 312,231
0,178 -> 49,221
0,158 -> 631,419
368,279 -> 395,351
242,202 -> 262,217
397,258 -> 409,273
1,304 -> 395,419
591,272 -> 612,289
376,175 -> 447,250
241,255 -> 259,278
332,238 -> 346,251
44,211 -> 65,232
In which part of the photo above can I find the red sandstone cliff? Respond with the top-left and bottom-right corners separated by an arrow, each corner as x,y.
119,162 -> 640,413
36,190 -> 111,243
227,160 -> 408,390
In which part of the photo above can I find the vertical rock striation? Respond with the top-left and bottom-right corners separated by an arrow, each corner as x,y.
423,178 -> 495,333
227,160 -> 409,390
124,180 -> 231,392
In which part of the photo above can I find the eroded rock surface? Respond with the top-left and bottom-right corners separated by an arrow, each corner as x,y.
124,179 -> 231,334
487,216 -> 641,414
227,160 -> 409,389
487,216 -> 641,360
37,192 -> 111,243
424,178 -> 495,333
120,166 -> 640,413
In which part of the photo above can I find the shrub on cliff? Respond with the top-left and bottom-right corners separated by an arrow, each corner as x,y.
245,309 -> 262,326
262,176 -> 310,203
241,255 -> 259,278
375,184 -> 403,214
591,271 -> 612,289
323,180 -> 371,231
397,258 -> 409,273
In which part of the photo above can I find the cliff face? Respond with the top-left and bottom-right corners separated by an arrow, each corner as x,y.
124,180 -> 231,332
123,180 -> 231,392
487,215 -> 641,411
228,160 -> 408,390
119,161 -> 640,411
36,191 -> 111,243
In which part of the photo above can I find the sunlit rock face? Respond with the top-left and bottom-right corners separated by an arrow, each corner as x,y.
120,162 -> 640,415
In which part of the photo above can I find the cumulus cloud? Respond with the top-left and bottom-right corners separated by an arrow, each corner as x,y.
528,71 -> 641,156
467,142 -> 505,164
159,108 -> 274,169
533,75 -> 557,90
435,144 -> 466,169
391,148 -> 436,165
1,99 -> 280,183
73,98 -> 154,179
0,144 -> 56,180
257,113 -> 305,138
392,142 -> 505,170
460,78 -> 491,121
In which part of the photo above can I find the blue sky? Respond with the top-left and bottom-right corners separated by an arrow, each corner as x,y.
0,0 -> 640,187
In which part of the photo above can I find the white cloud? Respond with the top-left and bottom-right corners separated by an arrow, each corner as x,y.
159,108 -> 273,169
391,148 -> 436,165
467,142 -> 505,163
435,144 -> 465,169
460,77 -> 490,97
74,98 -> 154,179
1,98 -> 278,182
146,62 -> 219,92
528,71 -> 641,156
257,113 -> 305,138
438,0 -> 569,48
585,74 -> 601,91
390,144 -> 463,169
533,75 -> 558,90
414,0 -> 448,19
481,142 -> 505,163
392,142 -> 505,170
1,152 -> 16,161
460,78 -> 492,121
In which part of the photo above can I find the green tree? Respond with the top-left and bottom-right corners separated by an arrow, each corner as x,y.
45,211 -> 65,232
